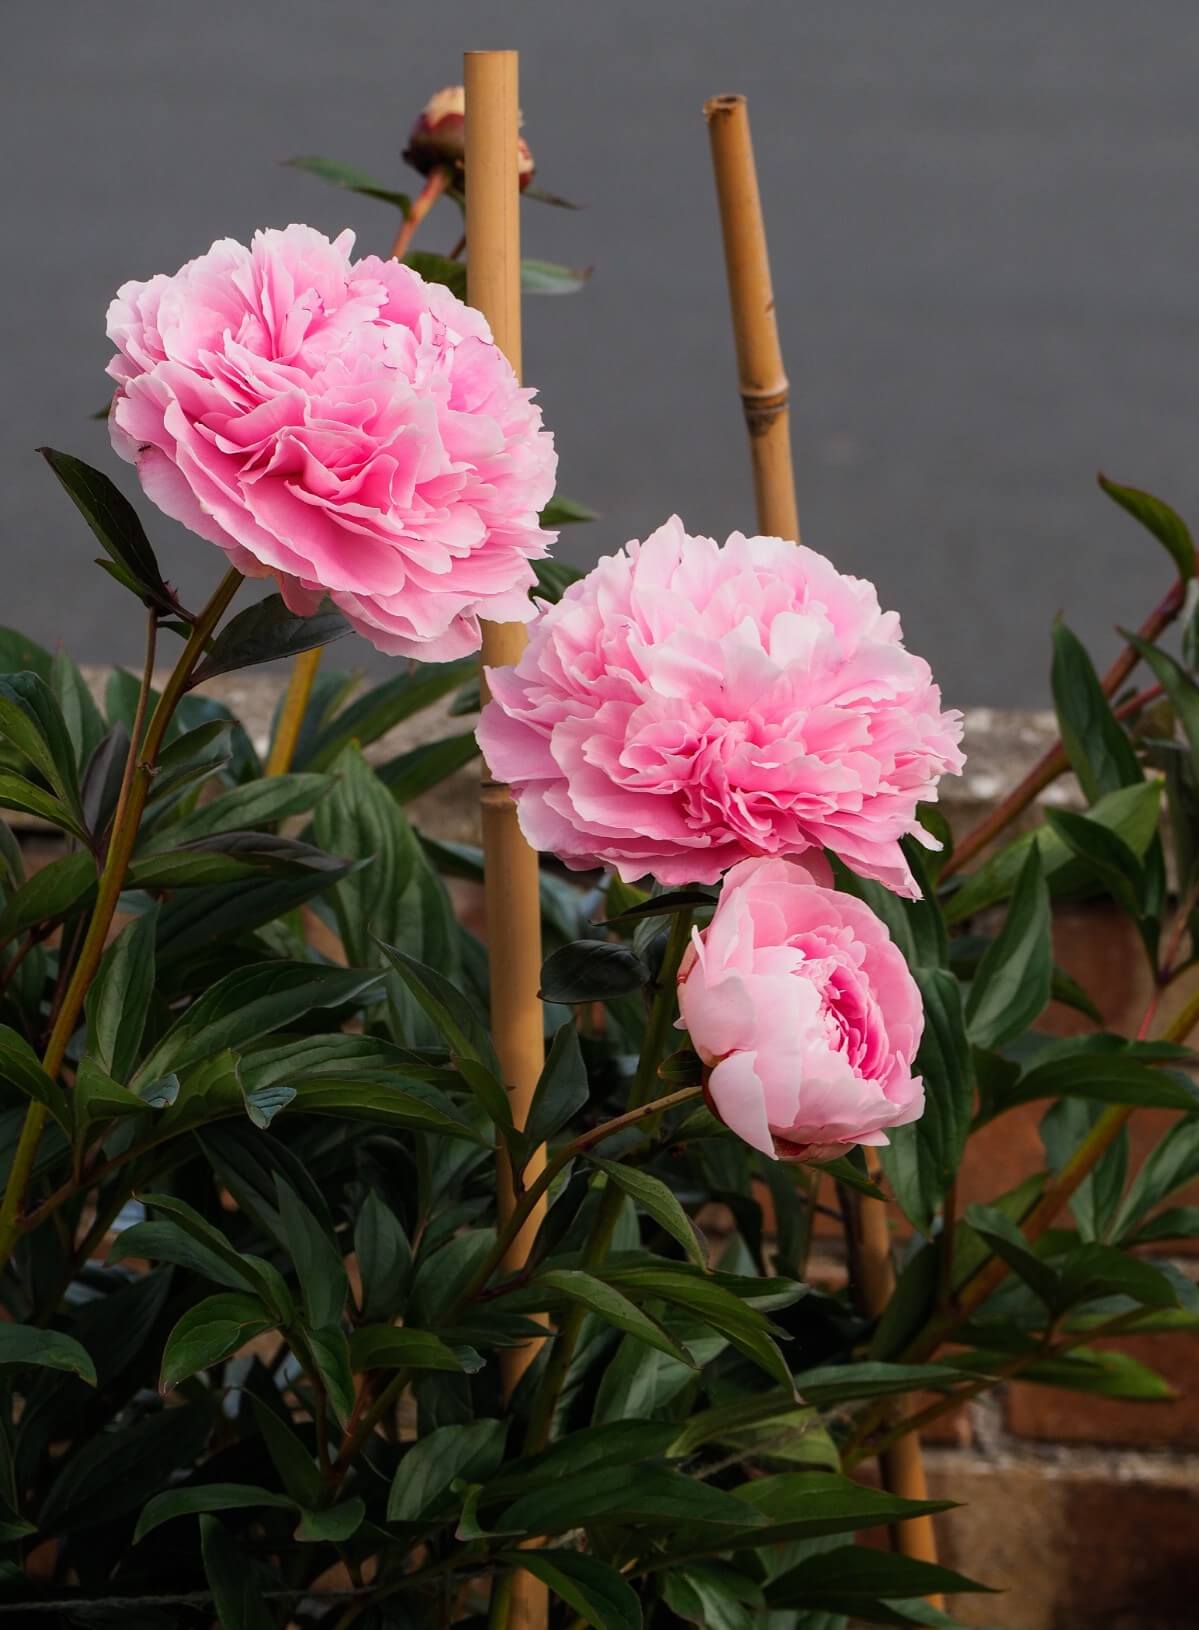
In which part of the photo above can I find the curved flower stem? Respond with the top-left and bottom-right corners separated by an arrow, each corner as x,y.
389,166 -> 453,261
522,909 -> 696,1455
328,1080 -> 702,1480
0,568 -> 242,1273
944,577 -> 1185,880
265,646 -> 322,777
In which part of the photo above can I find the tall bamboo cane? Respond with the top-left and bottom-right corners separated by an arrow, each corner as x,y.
704,94 -> 800,543
466,50 -> 548,1630
466,44 -> 547,1386
704,91 -> 942,1595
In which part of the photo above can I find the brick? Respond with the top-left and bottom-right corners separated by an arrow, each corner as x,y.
1005,1330 -> 1199,1448
925,1454 -> 1199,1629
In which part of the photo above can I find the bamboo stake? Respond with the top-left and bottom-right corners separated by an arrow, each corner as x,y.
704,94 -> 800,543
704,91 -> 942,1592
466,52 -> 548,1630
466,45 -> 546,1386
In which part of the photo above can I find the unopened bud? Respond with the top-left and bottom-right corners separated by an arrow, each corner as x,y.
404,86 -> 536,191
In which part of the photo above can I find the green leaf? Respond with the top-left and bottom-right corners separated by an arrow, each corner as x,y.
377,731 -> 480,802
349,1326 -> 480,1374
0,1025 -> 71,1134
38,447 -> 178,612
0,628 -> 53,681
306,1324 -> 355,1423
945,780 -> 1162,924
1124,629 -> 1199,760
288,1075 -> 484,1143
955,1343 -> 1175,1399
1044,806 -> 1146,923
599,887 -> 717,930
962,1203 -> 1059,1307
404,250 -> 467,297
200,1514 -> 275,1630
522,1019 -> 589,1152
84,905 -> 157,1082
794,1361 -> 965,1406
1112,1116 -> 1199,1239
0,672 -> 85,821
532,1268 -> 695,1365
1098,474 -> 1195,581
964,844 -> 1051,1049
135,1483 -> 295,1543
245,1395 -> 324,1508
387,1418 -> 508,1522
1051,620 -> 1143,802
376,940 -> 499,1074
767,1546 -> 991,1612
0,849 -> 95,944
540,939 -> 649,1003
540,496 -> 598,528
879,967 -> 970,1234
662,1566 -> 760,1630
481,1421 -> 681,1504
503,1551 -> 642,1630
160,1294 -> 276,1392
728,1471 -> 953,1546
140,773 -> 331,849
1055,1243 -> 1179,1312
353,1190 -> 411,1322
40,1403 -> 213,1535
295,1498 -> 365,1542
603,1264 -> 798,1388
130,962 -> 382,1092
501,1464 -> 764,1536
275,1176 -> 347,1331
281,153 -> 412,211
189,594 -> 350,688
72,1057 -> 155,1137
984,1045 -> 1196,1119
587,1158 -> 706,1268
0,771 -> 88,840
119,1194 -> 293,1321
0,1322 -> 95,1383
302,659 -> 475,772
51,647 -> 105,767
521,258 -> 592,295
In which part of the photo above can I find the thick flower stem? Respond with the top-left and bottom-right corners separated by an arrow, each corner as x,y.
265,646 -> 322,776
389,167 -> 452,261
522,910 -> 695,1455
0,568 -> 242,1274
944,576 -> 1185,879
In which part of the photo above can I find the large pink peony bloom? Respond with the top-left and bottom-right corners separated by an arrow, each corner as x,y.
106,225 -> 556,659
478,517 -> 964,894
678,856 -> 925,1161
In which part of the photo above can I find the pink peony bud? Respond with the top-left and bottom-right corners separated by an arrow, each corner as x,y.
404,86 -> 536,190
477,516 -> 964,897
678,856 -> 925,1161
106,225 -> 557,659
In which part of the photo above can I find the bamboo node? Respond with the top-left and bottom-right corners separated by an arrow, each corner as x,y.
740,384 -> 791,435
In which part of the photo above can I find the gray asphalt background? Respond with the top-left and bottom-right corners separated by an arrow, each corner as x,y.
5,2 -> 1199,704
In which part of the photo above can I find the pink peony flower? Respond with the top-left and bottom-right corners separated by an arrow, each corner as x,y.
477,516 -> 963,894
678,856 -> 925,1161
106,225 -> 556,659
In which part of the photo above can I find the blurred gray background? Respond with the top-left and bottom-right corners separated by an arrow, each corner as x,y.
4,2 -> 1198,704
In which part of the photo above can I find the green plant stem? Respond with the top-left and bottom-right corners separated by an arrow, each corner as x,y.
0,568 -> 242,1273
329,1080 -> 703,1480
522,909 -> 696,1455
944,576 -> 1185,879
